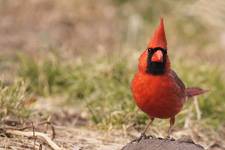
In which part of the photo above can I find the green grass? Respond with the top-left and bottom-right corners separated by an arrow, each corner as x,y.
17,51 -> 225,129
0,80 -> 31,119
174,61 -> 225,127
18,54 -> 73,96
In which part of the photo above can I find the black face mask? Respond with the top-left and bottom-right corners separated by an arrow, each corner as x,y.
146,47 -> 167,75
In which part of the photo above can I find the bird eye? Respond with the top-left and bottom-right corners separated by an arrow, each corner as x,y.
147,48 -> 155,53
148,47 -> 167,54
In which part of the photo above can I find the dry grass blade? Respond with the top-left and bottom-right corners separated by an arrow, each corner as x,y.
193,97 -> 201,120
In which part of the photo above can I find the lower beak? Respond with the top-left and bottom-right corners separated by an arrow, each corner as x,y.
151,50 -> 163,62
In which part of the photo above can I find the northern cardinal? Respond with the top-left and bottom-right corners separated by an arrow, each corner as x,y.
131,18 -> 207,140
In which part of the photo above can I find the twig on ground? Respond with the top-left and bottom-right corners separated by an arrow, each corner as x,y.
1,120 -> 56,140
5,129 -> 62,150
32,122 -> 36,150
0,120 -> 60,149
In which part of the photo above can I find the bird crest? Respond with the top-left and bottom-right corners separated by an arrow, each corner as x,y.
148,18 -> 167,49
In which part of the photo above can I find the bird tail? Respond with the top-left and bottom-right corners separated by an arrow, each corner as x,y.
186,87 -> 208,98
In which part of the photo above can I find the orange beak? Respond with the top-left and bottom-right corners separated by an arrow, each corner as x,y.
151,50 -> 163,62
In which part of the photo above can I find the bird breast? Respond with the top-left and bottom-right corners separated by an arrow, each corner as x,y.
131,72 -> 185,118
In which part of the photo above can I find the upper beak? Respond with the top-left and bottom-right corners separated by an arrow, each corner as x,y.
151,50 -> 163,62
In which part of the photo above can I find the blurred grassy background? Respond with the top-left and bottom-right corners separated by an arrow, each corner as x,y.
0,0 -> 225,136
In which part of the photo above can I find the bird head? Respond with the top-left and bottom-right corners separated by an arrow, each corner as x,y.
138,18 -> 170,75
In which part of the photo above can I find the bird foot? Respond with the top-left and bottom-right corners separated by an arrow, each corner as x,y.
131,133 -> 154,143
165,135 -> 175,141
178,137 -> 194,144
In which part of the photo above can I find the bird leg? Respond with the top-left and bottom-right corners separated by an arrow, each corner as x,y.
131,117 -> 154,143
166,117 -> 175,139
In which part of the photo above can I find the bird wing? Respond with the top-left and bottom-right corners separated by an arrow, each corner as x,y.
169,70 -> 186,91
169,70 -> 208,97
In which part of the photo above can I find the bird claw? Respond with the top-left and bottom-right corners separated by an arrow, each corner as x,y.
131,133 -> 154,143
131,133 -> 147,143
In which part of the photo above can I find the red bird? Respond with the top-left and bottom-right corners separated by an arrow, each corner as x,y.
131,18 -> 207,140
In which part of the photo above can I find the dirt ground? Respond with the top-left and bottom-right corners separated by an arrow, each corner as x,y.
0,97 -> 129,150
0,126 -> 129,150
1,119 -> 224,150
0,97 -> 224,150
